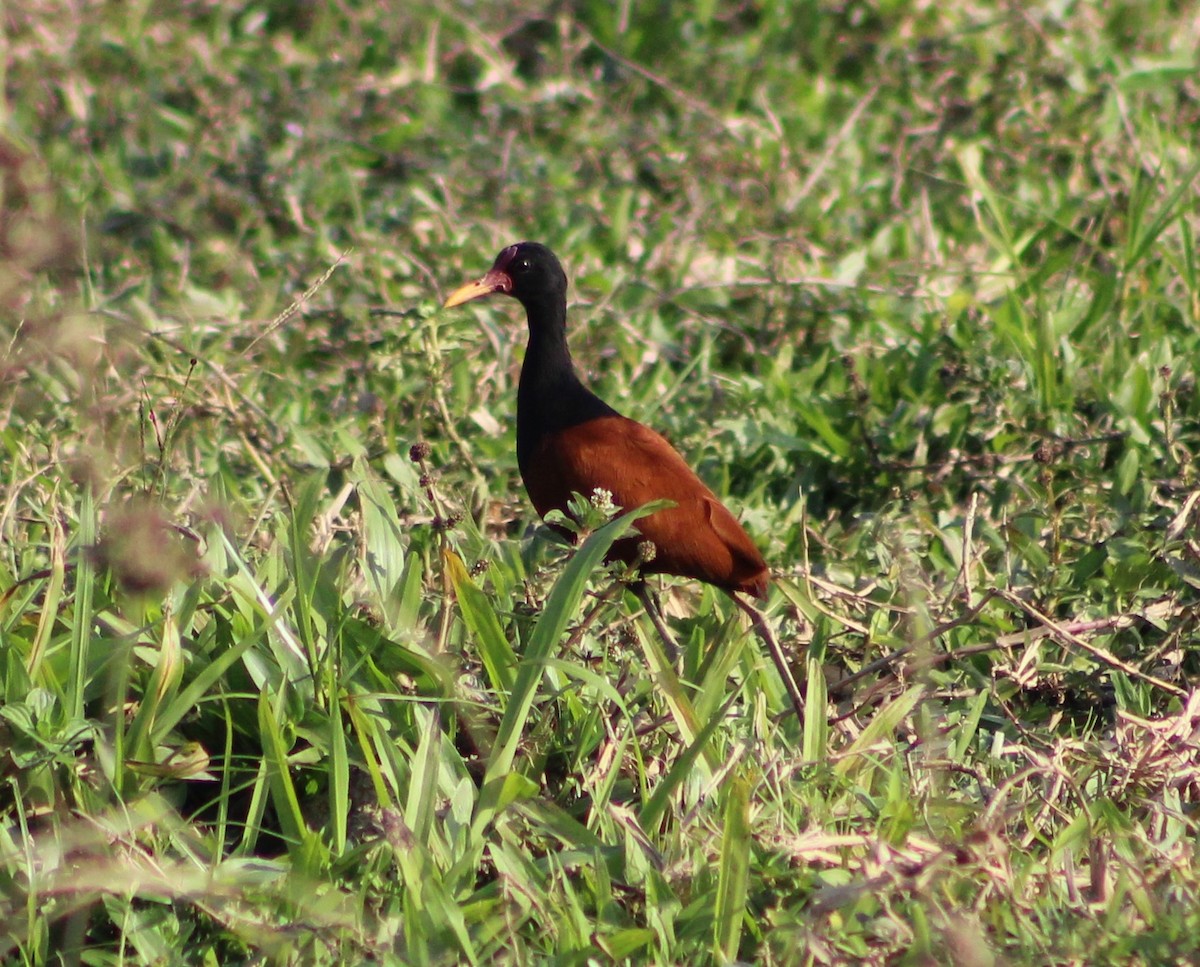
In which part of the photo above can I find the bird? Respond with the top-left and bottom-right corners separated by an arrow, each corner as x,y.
442,241 -> 769,599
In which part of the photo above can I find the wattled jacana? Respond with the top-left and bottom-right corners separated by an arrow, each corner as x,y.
443,242 -> 804,717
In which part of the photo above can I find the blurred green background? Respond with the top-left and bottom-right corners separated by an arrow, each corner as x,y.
3,2 -> 1199,963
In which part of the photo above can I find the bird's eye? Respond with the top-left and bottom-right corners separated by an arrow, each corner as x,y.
516,259 -> 531,272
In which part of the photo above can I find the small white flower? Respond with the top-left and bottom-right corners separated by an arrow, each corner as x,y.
590,488 -> 616,515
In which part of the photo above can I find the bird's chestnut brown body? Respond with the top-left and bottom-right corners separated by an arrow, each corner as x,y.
523,416 -> 768,597
444,242 -> 769,599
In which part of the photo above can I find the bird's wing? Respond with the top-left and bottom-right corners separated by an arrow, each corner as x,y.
525,415 -> 767,594
534,415 -> 717,509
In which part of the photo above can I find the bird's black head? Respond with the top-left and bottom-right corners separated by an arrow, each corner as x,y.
443,241 -> 568,314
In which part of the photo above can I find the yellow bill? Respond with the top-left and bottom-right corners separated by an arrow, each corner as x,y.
443,269 -> 513,308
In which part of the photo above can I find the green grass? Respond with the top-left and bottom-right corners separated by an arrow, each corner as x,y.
3,2 -> 1200,963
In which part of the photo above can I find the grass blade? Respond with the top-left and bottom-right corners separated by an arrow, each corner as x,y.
68,485 -> 97,721
445,548 -> 516,693
802,631 -> 828,763
713,773 -> 751,963
475,504 -> 663,829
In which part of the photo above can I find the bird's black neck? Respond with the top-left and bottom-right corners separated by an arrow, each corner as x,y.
515,298 -> 617,474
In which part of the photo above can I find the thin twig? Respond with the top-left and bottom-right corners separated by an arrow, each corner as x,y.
959,491 -> 979,603
830,594 -> 1185,701
999,591 -> 1188,699
633,583 -> 683,663
242,249 -> 352,356
562,579 -> 630,655
729,593 -> 805,722
829,591 -> 1000,697
795,87 -> 879,203
580,31 -> 762,142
